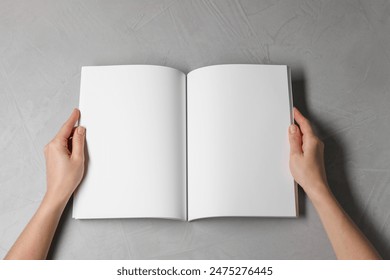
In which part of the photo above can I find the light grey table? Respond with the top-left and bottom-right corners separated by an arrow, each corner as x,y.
1,0 -> 389,259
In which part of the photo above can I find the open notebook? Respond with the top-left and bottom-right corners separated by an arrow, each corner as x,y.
72,64 -> 297,221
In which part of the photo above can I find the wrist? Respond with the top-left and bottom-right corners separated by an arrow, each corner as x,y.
304,181 -> 333,205
38,196 -> 66,220
42,190 -> 70,213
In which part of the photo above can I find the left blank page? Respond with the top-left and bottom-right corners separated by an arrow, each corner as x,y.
73,65 -> 186,220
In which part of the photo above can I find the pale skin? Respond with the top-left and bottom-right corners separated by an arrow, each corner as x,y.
4,109 -> 85,260
4,108 -> 381,259
289,107 -> 381,260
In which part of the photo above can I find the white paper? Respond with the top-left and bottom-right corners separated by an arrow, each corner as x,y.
187,64 -> 296,220
73,65 -> 186,219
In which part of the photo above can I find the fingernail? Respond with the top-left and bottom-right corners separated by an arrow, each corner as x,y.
289,125 -> 297,134
77,126 -> 85,135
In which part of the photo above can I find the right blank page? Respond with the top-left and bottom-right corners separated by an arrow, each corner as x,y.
187,64 -> 297,221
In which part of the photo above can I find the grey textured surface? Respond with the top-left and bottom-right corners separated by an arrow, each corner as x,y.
1,0 -> 390,259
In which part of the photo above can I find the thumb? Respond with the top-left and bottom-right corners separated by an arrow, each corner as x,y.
72,126 -> 86,160
288,124 -> 303,156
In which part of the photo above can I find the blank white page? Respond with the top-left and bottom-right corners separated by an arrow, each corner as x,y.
187,64 -> 296,221
73,65 -> 186,220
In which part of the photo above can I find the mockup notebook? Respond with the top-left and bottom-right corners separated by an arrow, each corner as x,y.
72,64 -> 297,221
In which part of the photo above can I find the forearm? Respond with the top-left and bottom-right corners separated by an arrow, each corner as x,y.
4,194 -> 66,260
308,183 -> 381,260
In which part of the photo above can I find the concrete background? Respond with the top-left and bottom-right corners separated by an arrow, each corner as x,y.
1,0 -> 390,259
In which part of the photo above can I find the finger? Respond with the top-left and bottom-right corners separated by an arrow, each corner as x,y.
56,108 -> 80,140
288,124 -> 303,155
71,126 -> 86,160
65,127 -> 77,154
293,107 -> 313,135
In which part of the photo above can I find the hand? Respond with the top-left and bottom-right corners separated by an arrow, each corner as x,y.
288,108 -> 381,259
44,109 -> 86,207
288,108 -> 329,199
